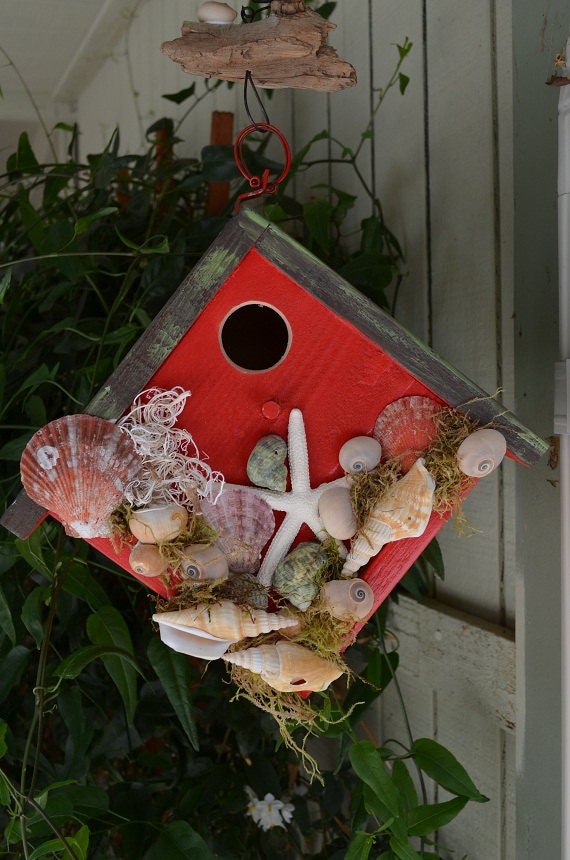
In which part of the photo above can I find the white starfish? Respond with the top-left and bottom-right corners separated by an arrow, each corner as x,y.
229,408 -> 348,587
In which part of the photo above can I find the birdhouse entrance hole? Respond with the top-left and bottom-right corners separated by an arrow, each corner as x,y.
220,302 -> 291,371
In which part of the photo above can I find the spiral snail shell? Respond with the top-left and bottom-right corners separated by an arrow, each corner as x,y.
319,578 -> 374,621
179,544 -> 229,581
128,503 -> 188,543
129,542 -> 170,578
456,428 -> 507,478
338,436 -> 382,475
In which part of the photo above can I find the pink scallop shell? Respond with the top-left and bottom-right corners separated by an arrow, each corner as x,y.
200,487 -> 275,574
373,396 -> 441,473
20,414 -> 143,538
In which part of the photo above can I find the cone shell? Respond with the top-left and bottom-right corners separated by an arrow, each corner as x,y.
272,542 -> 328,611
153,600 -> 298,643
179,543 -> 229,581
20,414 -> 142,538
318,485 -> 357,540
201,487 -> 275,574
224,640 -> 343,692
246,434 -> 288,491
338,436 -> 382,474
319,578 -> 374,621
342,458 -> 435,576
374,396 -> 441,473
128,503 -> 188,543
129,542 -> 170,578
456,428 -> 507,477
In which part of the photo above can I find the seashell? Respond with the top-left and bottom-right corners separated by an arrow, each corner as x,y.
224,640 -> 343,692
318,485 -> 357,540
128,503 -> 188,543
272,542 -> 328,611
342,458 -> 435,576
338,436 -> 382,474
154,622 -> 233,660
218,574 -> 270,610
197,1 -> 237,23
247,434 -> 288,491
373,396 -> 441,473
201,487 -> 274,574
20,414 -> 142,539
153,600 -> 298,644
129,542 -> 170,578
456,428 -> 507,477
319,578 -> 374,621
179,543 -> 229,581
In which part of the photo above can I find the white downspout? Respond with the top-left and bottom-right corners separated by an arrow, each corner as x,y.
556,37 -> 570,860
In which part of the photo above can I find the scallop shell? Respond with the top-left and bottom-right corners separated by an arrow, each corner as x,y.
319,578 -> 374,621
342,458 -> 435,576
246,434 -> 288,491
456,428 -> 507,477
153,600 -> 298,643
129,542 -> 170,578
179,544 -> 229,581
20,414 -> 142,538
201,487 -> 275,574
318,485 -> 357,540
271,542 -> 328,611
338,436 -> 382,474
373,396 -> 441,473
128,503 -> 188,543
224,641 -> 344,692
197,0 -> 237,23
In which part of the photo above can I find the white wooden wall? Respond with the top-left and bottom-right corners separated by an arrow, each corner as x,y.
53,1 -> 567,856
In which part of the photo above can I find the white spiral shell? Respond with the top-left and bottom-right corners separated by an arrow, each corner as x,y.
128,503 -> 188,544
338,436 -> 382,474
319,578 -> 374,621
129,542 -> 170,578
179,544 -> 229,581
456,428 -> 507,477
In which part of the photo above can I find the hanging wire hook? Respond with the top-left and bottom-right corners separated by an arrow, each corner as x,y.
243,69 -> 270,130
240,3 -> 271,23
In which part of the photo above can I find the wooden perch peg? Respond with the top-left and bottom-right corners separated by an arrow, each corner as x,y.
160,2 -> 357,92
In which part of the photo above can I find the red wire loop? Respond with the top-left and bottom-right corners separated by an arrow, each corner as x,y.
233,122 -> 292,211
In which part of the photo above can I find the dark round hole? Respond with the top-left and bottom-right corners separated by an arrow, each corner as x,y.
220,304 -> 290,371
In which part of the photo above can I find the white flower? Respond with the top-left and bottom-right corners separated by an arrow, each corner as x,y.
245,786 -> 295,832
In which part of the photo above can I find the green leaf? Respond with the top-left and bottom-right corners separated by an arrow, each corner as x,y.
162,84 -> 196,104
411,738 -> 489,802
391,760 -> 417,813
201,144 -> 240,181
55,643 -> 140,681
21,586 -> 50,648
16,131 -> 40,172
29,825 -> 89,860
0,267 -> 12,304
0,719 -> 8,758
145,820 -> 216,860
115,228 -> 170,255
389,836 -> 422,860
0,584 -> 16,645
73,206 -> 118,237
398,73 -> 410,95
315,2 -> 336,20
0,646 -> 31,703
147,636 -> 199,751
15,532 -> 53,578
349,741 -> 402,821
345,831 -> 375,860
86,606 -> 140,722
421,538 -> 445,579
407,797 -> 468,836
62,562 -> 109,610
303,198 -> 334,254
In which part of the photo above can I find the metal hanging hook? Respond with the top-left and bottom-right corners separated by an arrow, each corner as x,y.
243,69 -> 270,130
240,3 -> 271,23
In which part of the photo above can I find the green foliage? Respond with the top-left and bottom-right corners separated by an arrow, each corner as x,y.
0,40 -> 481,859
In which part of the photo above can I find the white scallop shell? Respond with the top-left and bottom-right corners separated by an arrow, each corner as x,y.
338,436 -> 382,474
197,1 -> 237,23
224,640 -> 344,692
456,428 -> 507,477
128,503 -> 188,543
129,542 -> 170,578
319,578 -> 374,621
318,485 -> 358,540
342,458 -> 435,576
179,544 -> 229,581
201,487 -> 275,574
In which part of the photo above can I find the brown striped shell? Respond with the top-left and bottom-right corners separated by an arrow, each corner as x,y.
20,414 -> 142,538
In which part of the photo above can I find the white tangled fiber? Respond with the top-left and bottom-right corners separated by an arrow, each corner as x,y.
118,387 -> 224,509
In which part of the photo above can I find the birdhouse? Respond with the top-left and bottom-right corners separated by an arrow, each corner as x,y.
2,209 -> 546,627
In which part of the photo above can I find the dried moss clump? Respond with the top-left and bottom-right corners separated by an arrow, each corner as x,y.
423,408 -> 478,515
349,460 -> 401,530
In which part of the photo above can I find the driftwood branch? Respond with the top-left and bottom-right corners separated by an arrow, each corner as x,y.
160,9 -> 357,92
